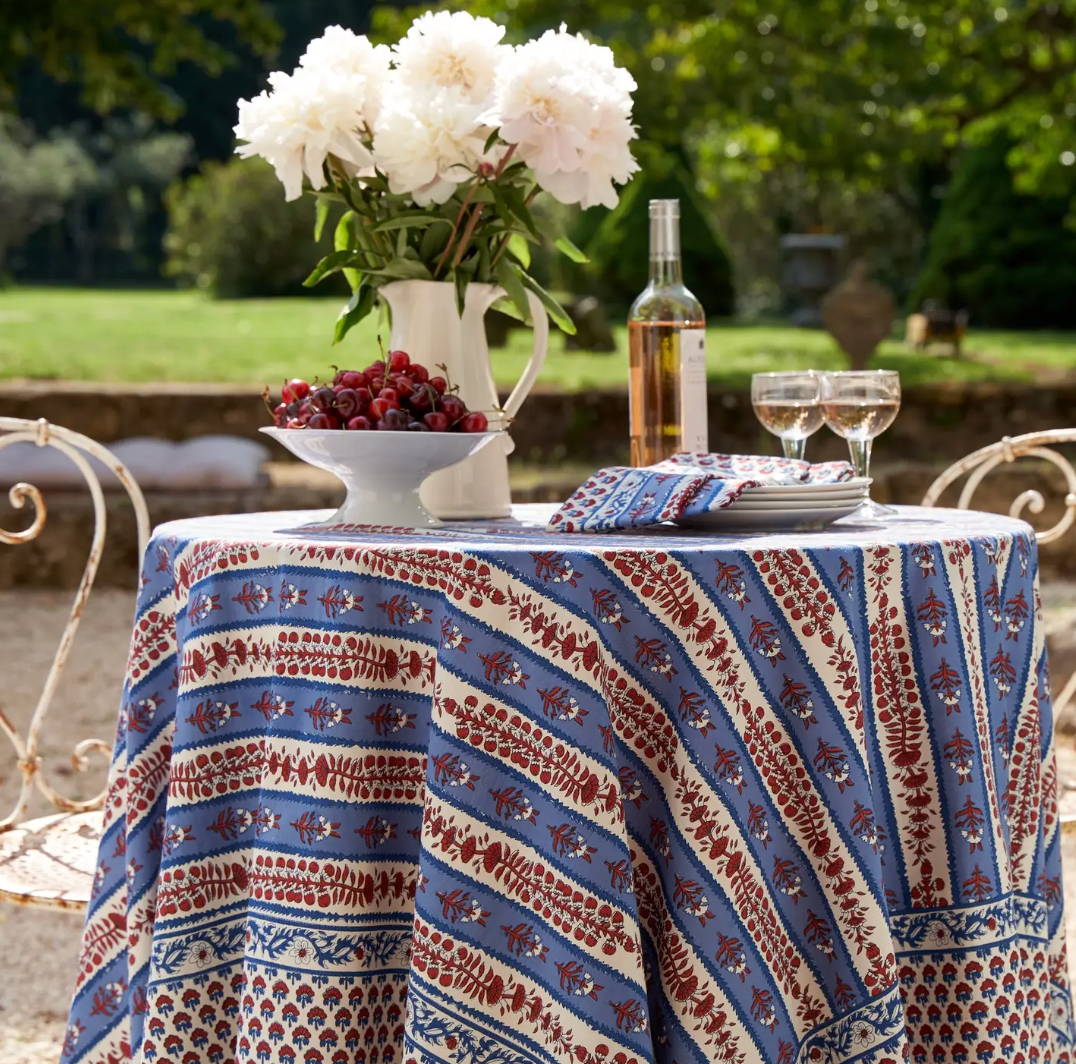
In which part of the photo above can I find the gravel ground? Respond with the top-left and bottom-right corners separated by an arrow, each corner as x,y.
2,589 -> 1076,1064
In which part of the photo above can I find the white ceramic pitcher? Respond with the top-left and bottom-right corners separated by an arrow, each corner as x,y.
379,279 -> 549,520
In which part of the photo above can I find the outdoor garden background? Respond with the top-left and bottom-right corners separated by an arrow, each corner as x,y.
2,1 -> 1076,1061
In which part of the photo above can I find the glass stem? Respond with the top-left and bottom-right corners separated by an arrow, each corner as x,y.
782,438 -> 806,462
847,438 -> 872,485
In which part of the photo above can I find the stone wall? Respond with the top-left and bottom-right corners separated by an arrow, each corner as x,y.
2,379 -> 1074,467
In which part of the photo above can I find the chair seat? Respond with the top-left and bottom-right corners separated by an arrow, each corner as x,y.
0,810 -> 102,911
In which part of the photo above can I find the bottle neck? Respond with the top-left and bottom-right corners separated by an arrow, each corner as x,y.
649,209 -> 683,287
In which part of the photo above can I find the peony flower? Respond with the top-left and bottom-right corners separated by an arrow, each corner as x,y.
374,82 -> 495,206
393,10 -> 506,106
235,38 -> 390,201
485,25 -> 639,209
299,26 -> 393,129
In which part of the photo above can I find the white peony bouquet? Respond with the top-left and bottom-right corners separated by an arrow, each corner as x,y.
234,12 -> 638,340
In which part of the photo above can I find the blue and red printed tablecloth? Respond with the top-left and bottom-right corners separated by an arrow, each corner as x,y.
66,505 -> 1074,1064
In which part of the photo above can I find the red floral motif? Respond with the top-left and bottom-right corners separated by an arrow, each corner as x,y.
274,631 -> 432,686
354,547 -> 506,608
248,855 -> 415,910
128,608 -> 175,681
439,694 -> 621,822
837,556 -> 856,595
409,921 -> 638,1064
531,551 -> 578,586
714,559 -> 750,608
752,549 -> 836,639
179,541 -> 264,594
76,911 -> 127,989
422,800 -> 638,957
169,740 -> 426,803
127,741 -> 173,826
779,675 -> 817,727
868,547 -> 944,908
677,687 -> 713,735
156,859 -> 249,917
1004,684 -> 1043,888
505,588 -> 604,676
916,588 -> 948,645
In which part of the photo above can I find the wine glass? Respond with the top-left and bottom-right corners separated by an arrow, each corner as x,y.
820,370 -> 901,521
751,372 -> 823,461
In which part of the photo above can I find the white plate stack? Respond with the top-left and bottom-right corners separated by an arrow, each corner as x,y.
678,478 -> 872,530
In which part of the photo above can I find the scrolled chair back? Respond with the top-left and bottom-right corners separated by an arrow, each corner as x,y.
0,417 -> 148,909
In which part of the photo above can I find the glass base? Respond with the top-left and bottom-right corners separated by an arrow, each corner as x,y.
846,498 -> 897,524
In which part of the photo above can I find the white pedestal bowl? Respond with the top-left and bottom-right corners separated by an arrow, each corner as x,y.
261,427 -> 502,529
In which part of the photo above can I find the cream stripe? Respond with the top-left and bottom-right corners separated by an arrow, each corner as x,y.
867,543 -> 956,906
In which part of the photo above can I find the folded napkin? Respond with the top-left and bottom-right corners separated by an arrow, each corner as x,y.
547,452 -> 855,532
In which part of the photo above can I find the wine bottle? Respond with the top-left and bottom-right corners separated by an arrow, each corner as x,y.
627,199 -> 708,467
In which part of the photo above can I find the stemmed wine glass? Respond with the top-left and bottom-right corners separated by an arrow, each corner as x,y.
751,372 -> 823,461
820,370 -> 901,521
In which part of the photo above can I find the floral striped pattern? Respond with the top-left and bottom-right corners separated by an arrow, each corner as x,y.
65,505 -> 1073,1064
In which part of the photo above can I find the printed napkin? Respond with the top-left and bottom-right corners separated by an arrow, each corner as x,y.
547,452 -> 855,532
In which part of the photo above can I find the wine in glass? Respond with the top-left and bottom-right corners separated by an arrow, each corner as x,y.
751,372 -> 823,461
820,370 -> 901,521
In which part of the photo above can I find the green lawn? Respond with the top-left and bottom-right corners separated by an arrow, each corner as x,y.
1,287 -> 1073,390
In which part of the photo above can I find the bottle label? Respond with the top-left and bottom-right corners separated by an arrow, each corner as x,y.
679,330 -> 708,453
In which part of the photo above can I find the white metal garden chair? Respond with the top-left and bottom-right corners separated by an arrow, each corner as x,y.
0,418 -> 148,910
922,429 -> 1076,832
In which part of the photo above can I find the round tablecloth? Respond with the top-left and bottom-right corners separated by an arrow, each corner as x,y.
66,505 -> 1074,1064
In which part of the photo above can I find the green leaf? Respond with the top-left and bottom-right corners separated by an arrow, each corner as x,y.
396,226 -> 407,259
497,258 -> 531,324
371,213 -> 447,232
420,223 -> 450,262
508,232 -> 531,269
304,248 -> 360,287
333,284 -> 377,345
554,235 -> 589,263
483,128 -> 501,154
501,185 -> 539,238
453,266 -> 468,317
491,295 -> 528,323
368,257 -> 432,281
334,210 -> 356,252
518,268 -> 576,334
314,198 -> 331,242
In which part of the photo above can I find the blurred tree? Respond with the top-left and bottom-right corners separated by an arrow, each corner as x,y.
582,145 -> 735,316
912,134 -> 1076,328
0,1 -> 281,120
382,1 -> 1076,208
56,116 -> 192,283
0,118 -> 94,279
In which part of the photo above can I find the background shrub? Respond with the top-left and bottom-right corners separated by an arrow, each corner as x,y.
912,135 -> 1076,329
164,156 -> 342,298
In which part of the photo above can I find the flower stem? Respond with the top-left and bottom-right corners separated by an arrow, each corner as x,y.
434,145 -> 516,280
451,205 -> 485,269
434,182 -> 479,280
